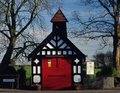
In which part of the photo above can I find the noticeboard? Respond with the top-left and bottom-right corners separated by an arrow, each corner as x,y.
86,61 -> 94,75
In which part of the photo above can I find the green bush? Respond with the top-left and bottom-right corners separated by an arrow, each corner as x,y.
96,66 -> 117,77
15,65 -> 31,78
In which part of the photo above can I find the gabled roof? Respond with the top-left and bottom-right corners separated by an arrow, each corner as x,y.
51,9 -> 68,22
28,9 -> 86,60
28,31 -> 86,59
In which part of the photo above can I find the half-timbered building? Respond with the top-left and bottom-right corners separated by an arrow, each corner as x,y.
28,9 -> 86,90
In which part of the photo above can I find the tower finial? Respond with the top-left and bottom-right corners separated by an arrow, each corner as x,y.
58,0 -> 62,9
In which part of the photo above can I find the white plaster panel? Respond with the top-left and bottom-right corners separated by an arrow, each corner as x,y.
33,75 -> 41,83
74,75 -> 81,83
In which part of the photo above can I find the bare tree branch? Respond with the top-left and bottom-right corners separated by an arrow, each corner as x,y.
0,30 -> 10,39
16,1 -> 37,37
15,0 -> 27,16
0,0 -> 53,67
13,41 -> 39,58
72,0 -> 120,76
98,0 -> 115,19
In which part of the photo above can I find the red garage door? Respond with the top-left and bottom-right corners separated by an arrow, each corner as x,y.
42,57 -> 72,90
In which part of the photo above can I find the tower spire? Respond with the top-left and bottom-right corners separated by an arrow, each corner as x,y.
51,9 -> 68,22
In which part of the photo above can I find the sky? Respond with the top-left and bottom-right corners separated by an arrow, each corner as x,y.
41,0 -> 113,60
0,0 -> 113,65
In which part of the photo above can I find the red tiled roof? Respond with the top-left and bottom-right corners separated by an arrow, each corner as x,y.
51,9 -> 68,22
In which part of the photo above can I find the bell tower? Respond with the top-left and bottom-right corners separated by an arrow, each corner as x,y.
51,9 -> 68,37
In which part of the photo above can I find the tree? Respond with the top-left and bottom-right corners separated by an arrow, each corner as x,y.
93,51 -> 113,67
0,0 -> 52,70
72,0 -> 120,76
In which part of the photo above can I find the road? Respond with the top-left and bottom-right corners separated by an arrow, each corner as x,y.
0,89 -> 120,93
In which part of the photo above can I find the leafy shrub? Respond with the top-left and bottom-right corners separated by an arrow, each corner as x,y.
96,66 -> 117,77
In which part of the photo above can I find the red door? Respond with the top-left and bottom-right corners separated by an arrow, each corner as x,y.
42,57 -> 72,90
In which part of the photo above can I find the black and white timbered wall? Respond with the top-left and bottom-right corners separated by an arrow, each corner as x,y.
30,33 -> 85,85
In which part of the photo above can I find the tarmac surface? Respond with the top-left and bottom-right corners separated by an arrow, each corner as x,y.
0,89 -> 120,93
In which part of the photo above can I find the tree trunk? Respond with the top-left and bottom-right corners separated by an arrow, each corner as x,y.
116,25 -> 120,77
0,43 -> 14,67
113,24 -> 120,77
116,44 -> 120,77
113,36 -> 117,66
0,38 -> 16,73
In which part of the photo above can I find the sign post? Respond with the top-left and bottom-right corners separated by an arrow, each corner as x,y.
86,61 -> 95,88
86,61 -> 95,75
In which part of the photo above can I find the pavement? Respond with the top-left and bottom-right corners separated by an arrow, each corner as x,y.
0,88 -> 120,93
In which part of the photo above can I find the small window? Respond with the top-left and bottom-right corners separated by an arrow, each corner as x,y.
58,51 -> 61,55
42,51 -> 45,55
52,51 -> 56,55
73,66 -> 76,73
63,51 -> 67,55
37,66 -> 41,74
33,66 -> 36,74
47,51 -> 51,55
68,51 -> 72,55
